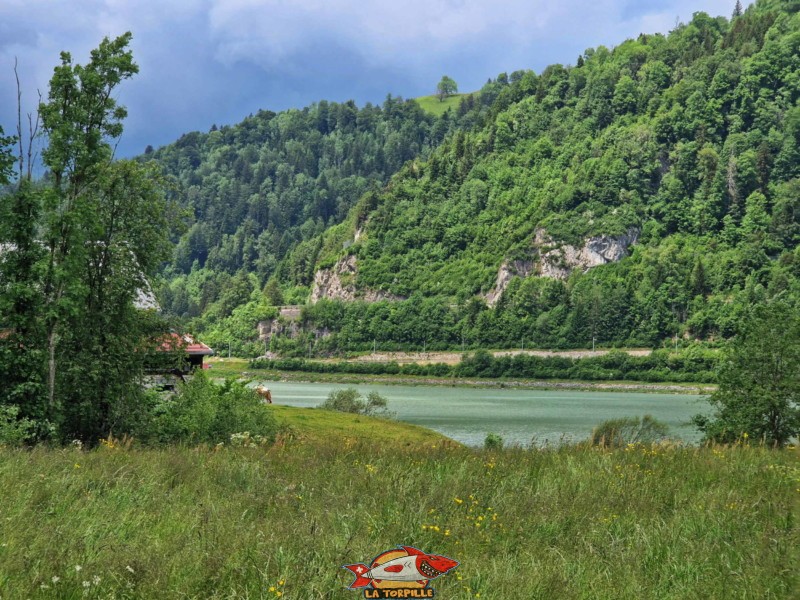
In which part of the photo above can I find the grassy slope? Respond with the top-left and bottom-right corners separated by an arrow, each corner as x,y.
414,93 -> 465,116
272,404 -> 453,446
0,438 -> 797,599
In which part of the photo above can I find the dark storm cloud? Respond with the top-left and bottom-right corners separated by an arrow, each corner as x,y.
0,0 -> 745,159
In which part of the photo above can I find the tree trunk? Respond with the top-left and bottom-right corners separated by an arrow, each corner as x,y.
48,328 -> 57,410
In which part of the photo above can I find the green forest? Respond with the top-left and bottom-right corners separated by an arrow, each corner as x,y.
151,82 -> 511,353
148,0 -> 799,357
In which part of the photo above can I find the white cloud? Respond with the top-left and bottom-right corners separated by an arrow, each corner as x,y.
205,0 -> 582,67
203,0 -> 740,70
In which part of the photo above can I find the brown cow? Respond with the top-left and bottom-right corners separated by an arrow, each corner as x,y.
255,385 -> 272,404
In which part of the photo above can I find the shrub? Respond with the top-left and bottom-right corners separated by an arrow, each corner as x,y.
320,388 -> 363,413
590,415 -> 670,447
484,432 -> 504,450
365,391 -> 390,415
150,372 -> 278,445
0,405 -> 37,446
319,388 -> 393,418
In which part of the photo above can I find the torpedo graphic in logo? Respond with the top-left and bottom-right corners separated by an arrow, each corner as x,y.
343,545 -> 459,598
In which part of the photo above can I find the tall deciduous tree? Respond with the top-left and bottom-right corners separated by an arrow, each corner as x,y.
38,32 -> 139,421
56,160 -> 173,440
436,76 -> 458,102
0,181 -> 45,423
1,33 -> 173,441
0,126 -> 47,427
693,302 -> 800,447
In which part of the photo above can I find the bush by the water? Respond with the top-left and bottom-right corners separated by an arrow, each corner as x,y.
694,302 -> 800,448
146,372 -> 278,445
319,388 -> 393,418
590,415 -> 670,447
484,432 -> 504,450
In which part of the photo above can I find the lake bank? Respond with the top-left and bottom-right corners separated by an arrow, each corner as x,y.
209,357 -> 716,394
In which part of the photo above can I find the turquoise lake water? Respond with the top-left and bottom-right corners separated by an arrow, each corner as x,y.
259,381 -> 709,447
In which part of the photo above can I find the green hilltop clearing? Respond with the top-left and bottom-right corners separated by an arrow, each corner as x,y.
414,93 -> 469,116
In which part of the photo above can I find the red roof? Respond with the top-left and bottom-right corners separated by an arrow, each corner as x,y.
157,333 -> 214,356
3,329 -> 214,356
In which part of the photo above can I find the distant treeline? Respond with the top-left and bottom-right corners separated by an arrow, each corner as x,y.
250,348 -> 718,383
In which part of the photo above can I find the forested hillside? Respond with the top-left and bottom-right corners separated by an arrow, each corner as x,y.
150,80 -> 514,351
154,0 -> 799,356
281,0 -> 799,354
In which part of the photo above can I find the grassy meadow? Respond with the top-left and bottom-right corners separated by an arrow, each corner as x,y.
414,94 -> 466,116
0,407 -> 798,599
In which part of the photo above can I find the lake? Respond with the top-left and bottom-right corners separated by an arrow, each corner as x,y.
258,381 -> 709,447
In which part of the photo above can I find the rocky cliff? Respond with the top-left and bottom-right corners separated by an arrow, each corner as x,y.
257,306 -> 303,348
485,259 -> 537,307
309,255 -> 405,303
538,227 -> 639,280
486,228 -> 639,306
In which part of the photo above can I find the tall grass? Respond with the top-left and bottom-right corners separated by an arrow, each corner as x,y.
0,439 -> 797,598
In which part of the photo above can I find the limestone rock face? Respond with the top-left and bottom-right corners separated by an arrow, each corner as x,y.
257,306 -> 302,345
309,255 -> 404,303
538,228 -> 639,280
485,228 -> 639,306
309,255 -> 358,303
485,259 -> 536,307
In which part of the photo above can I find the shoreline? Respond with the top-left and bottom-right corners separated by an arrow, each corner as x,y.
228,367 -> 715,395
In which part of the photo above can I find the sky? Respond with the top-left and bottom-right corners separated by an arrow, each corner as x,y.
0,0 -> 747,159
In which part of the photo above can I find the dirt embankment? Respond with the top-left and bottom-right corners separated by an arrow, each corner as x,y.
339,348 -> 653,366
258,371 -> 714,394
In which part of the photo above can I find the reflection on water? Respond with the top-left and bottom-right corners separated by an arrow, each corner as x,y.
260,381 -> 709,447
